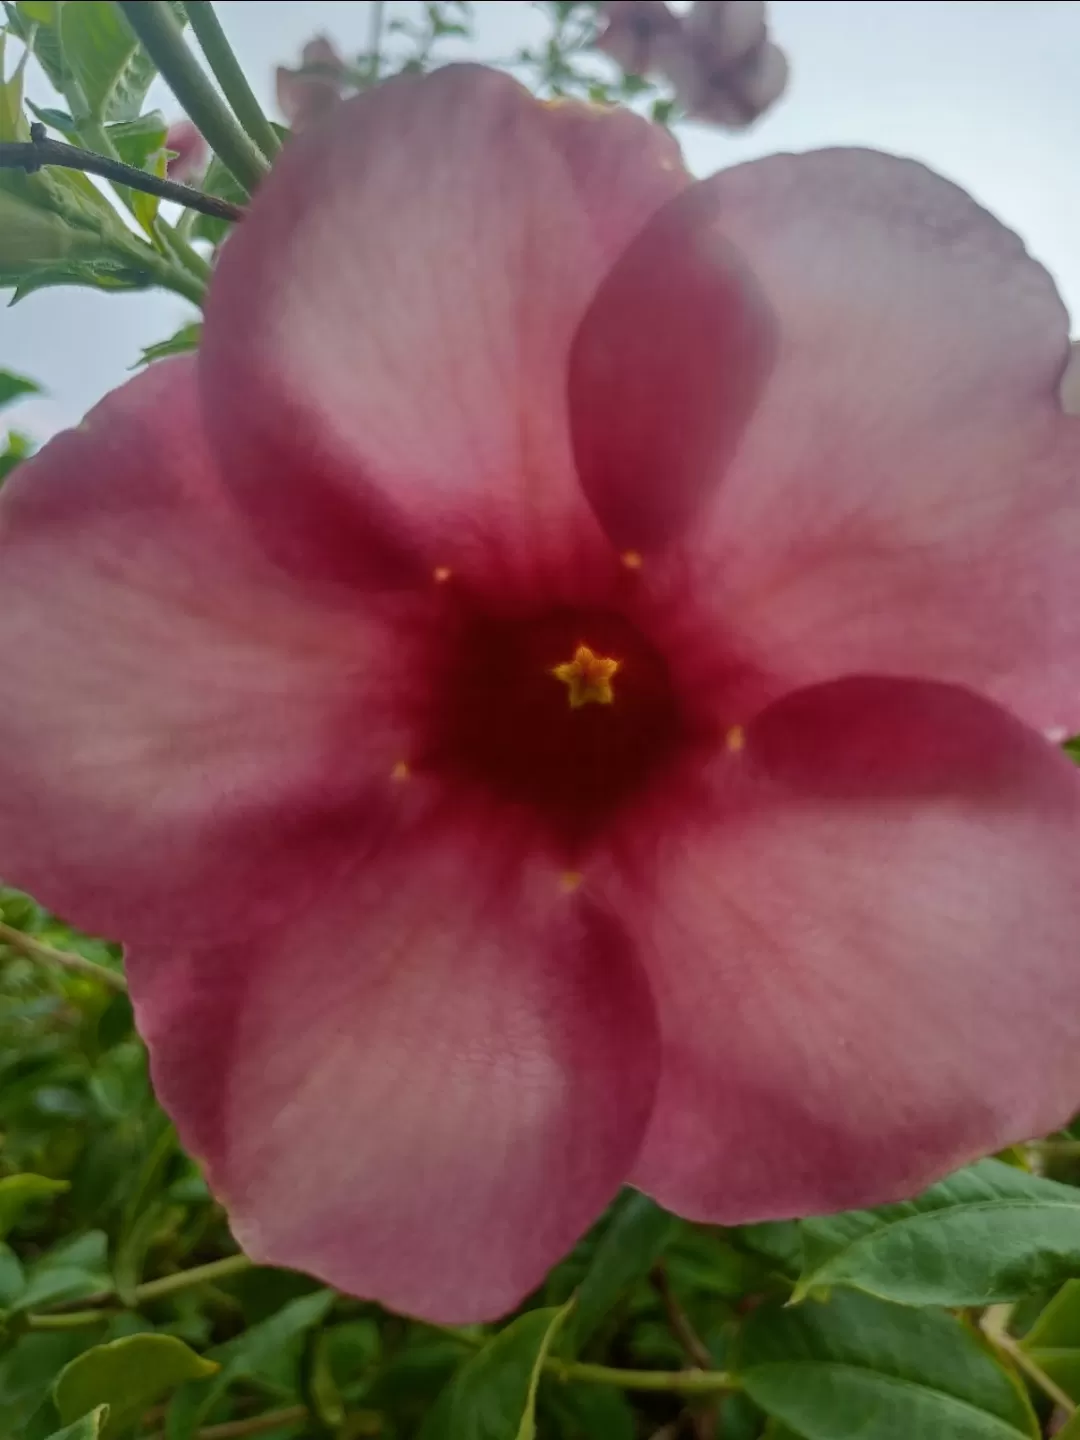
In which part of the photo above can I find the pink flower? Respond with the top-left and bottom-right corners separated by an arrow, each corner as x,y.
1061,340 -> 1080,414
597,0 -> 685,76
164,120 -> 208,182
598,0 -> 788,128
276,36 -> 347,133
2,66 -> 1080,1323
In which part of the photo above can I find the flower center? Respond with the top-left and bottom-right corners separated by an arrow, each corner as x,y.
434,607 -> 683,850
551,644 -> 620,709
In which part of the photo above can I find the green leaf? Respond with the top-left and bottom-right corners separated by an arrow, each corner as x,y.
12,1230 -> 110,1312
0,30 -> 31,143
560,1193 -> 678,1356
1020,1279 -> 1080,1402
794,1159 -> 1080,1307
1,438 -> 35,485
3,3 -> 69,95
0,1174 -> 67,1238
43,1406 -> 109,1440
0,369 -> 42,411
18,0 -> 56,22
169,1287 -> 336,1433
0,1241 -> 27,1305
418,1305 -> 571,1440
137,322 -> 202,366
57,2 -> 153,122
106,111 -> 167,170
544,1384 -> 636,1440
25,101 -> 78,139
0,189 -> 83,268
3,255 -> 156,302
190,154 -> 246,245
54,1335 -> 217,1440
738,1290 -> 1038,1440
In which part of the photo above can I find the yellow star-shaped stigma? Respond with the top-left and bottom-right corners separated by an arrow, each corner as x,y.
552,644 -> 620,709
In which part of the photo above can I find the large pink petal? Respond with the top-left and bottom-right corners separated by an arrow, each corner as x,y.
200,65 -> 688,596
0,360 -> 426,948
640,149 -> 1080,733
611,676 -> 1080,1222
128,805 -> 658,1323
569,181 -> 777,550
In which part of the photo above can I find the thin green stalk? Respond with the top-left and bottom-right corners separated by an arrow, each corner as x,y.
184,2 -> 279,162
116,1 -> 268,195
0,920 -> 127,993
135,1252 -> 253,1302
138,242 -> 207,304
983,1305 -> 1076,1415
155,218 -> 213,282
426,1321 -> 736,1395
33,1251 -> 253,1316
193,1407 -> 309,1439
549,1360 -> 737,1396
27,1308 -> 112,1330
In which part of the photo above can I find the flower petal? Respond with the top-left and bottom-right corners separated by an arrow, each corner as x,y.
127,806 -> 658,1323
569,181 -> 777,550
200,65 -> 688,594
0,360 -> 422,947
614,676 -> 1080,1222
673,150 -> 1080,733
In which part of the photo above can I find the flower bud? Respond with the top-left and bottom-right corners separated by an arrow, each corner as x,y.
165,120 -> 208,183
276,35 -> 347,133
0,188 -> 79,267
596,1 -> 684,76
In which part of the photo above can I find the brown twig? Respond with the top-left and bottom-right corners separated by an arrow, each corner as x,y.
651,1264 -> 714,1370
0,124 -> 244,222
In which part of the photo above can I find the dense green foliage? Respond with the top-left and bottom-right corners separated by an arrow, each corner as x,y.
3,883 -> 1080,1438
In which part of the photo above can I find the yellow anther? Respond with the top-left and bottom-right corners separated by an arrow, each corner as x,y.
621,550 -> 643,570
560,871 -> 583,893
433,566 -> 452,584
552,644 -> 620,709
391,760 -> 410,781
725,725 -> 746,754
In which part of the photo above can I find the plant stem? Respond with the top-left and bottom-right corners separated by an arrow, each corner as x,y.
195,1408 -> 309,1439
184,2 -> 280,162
0,130 -> 244,222
35,1251 -> 253,1315
146,1404 -> 385,1440
27,1308 -> 112,1330
548,1360 -> 737,1396
0,920 -> 127,993
116,0 -> 269,195
136,1252 -> 253,1302
155,218 -> 213,281
427,1320 -> 735,1394
651,1263 -> 714,1370
982,1304 -> 1076,1415
139,245 -> 208,305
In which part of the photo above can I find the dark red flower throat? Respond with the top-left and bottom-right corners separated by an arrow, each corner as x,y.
434,601 -> 685,850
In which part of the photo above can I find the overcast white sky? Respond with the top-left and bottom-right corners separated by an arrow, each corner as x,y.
3,0 -> 1080,438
